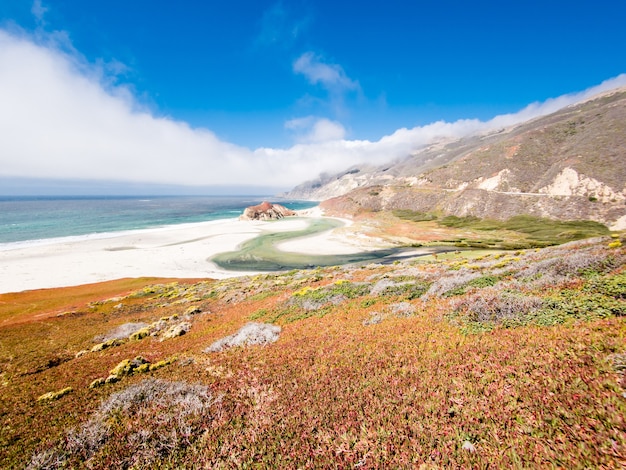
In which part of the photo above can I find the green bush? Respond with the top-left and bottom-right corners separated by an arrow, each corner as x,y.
467,275 -> 500,288
541,290 -> 625,320
435,214 -> 609,246
290,281 -> 370,311
109,356 -> 150,378
585,273 -> 626,299
392,210 -> 438,222
370,279 -> 430,299
439,215 -> 481,228
37,387 -> 73,402
502,215 -> 609,242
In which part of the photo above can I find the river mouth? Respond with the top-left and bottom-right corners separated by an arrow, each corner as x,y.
210,218 -> 412,272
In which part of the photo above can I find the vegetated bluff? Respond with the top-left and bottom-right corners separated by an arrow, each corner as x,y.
286,87 -> 626,230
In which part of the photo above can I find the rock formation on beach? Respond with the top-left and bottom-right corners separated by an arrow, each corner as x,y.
239,201 -> 296,221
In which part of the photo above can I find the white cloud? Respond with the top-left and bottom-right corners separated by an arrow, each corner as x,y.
284,116 -> 312,130
307,118 -> 347,142
0,30 -> 251,186
1,28 -> 624,191
293,52 -> 359,93
488,75 -> 626,128
285,116 -> 346,143
31,0 -> 48,24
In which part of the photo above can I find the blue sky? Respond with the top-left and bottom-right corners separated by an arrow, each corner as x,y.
0,0 -> 625,193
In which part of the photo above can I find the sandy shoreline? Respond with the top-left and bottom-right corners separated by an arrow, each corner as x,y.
0,212 -> 373,294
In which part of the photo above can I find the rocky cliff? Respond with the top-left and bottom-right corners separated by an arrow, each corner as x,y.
239,201 -> 296,221
291,87 -> 626,229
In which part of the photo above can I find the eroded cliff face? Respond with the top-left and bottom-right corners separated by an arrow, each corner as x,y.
537,168 -> 625,202
303,88 -> 626,229
323,186 -> 617,228
239,201 -> 296,221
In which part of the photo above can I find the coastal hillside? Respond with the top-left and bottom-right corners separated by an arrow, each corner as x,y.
1,236 -> 625,468
288,87 -> 626,229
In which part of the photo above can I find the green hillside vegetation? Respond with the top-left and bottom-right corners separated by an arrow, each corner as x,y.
392,211 -> 610,249
1,235 -> 625,468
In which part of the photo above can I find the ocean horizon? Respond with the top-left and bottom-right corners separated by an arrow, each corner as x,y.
0,195 -> 317,248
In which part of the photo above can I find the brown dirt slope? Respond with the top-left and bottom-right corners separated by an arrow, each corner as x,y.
322,89 -> 626,226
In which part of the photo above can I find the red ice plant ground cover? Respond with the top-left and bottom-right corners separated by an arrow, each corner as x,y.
0,238 -> 624,468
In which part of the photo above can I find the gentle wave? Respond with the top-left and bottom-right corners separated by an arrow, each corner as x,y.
0,218 -> 242,252
0,196 -> 318,245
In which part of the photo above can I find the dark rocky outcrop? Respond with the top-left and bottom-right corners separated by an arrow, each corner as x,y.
240,201 -> 296,221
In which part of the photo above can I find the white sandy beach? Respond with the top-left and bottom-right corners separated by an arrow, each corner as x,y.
0,213 -> 374,294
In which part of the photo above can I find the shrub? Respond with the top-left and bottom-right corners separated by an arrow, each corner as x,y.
439,215 -> 481,228
501,216 -> 609,241
467,275 -> 499,288
109,356 -> 150,378
388,302 -> 416,317
451,288 -> 544,325
93,322 -> 148,343
128,327 -> 151,341
363,312 -> 383,326
542,290 -> 625,320
370,279 -> 429,299
125,316 -> 194,342
436,215 -> 609,245
161,322 -> 192,340
89,378 -> 106,389
205,322 -> 281,353
515,250 -> 619,279
90,338 -> 125,353
506,273 -> 569,291
586,273 -> 626,299
289,281 -> 370,311
99,378 -> 212,419
29,379 -> 216,469
183,306 -> 203,315
423,270 -> 482,299
37,387 -> 73,402
392,209 -> 438,222
369,279 -> 397,296
149,356 -> 177,371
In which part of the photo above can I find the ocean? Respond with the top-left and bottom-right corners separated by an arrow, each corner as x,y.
0,196 -> 317,247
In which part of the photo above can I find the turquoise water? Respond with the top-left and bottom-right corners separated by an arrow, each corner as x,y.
212,217 -> 404,271
0,196 -> 317,245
